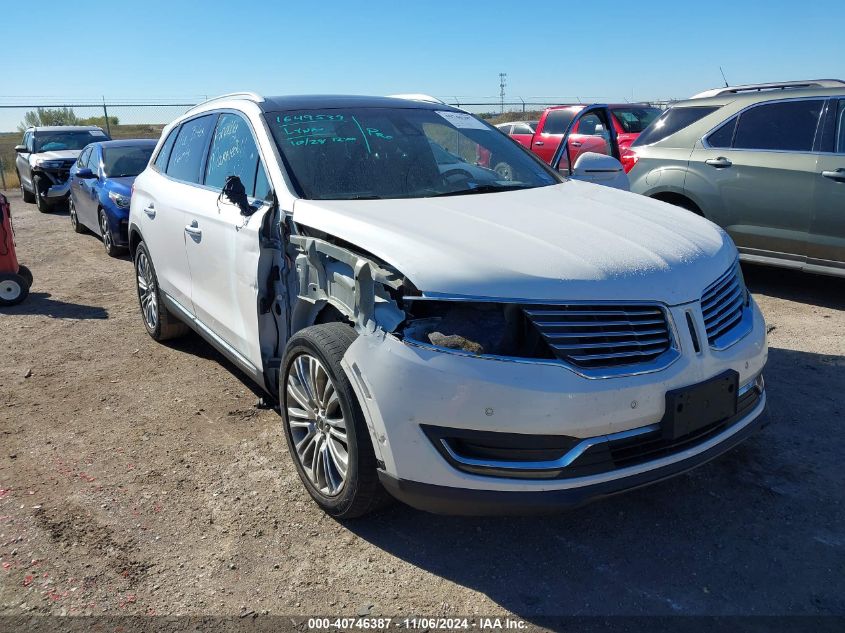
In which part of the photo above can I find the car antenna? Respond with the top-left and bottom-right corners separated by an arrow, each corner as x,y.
719,66 -> 730,88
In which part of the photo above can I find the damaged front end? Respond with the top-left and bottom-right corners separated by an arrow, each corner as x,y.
33,159 -> 75,201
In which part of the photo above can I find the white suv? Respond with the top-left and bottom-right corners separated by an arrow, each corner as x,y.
129,93 -> 768,517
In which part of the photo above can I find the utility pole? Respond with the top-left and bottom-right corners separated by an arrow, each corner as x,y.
499,73 -> 507,114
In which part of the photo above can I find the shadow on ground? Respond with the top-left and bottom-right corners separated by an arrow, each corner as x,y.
742,262 -> 845,310
346,346 -> 845,618
2,292 -> 108,319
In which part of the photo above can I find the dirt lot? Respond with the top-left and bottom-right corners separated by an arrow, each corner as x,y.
1,190 -> 844,622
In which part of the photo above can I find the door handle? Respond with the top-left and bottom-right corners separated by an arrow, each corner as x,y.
705,157 -> 732,168
184,220 -> 202,239
144,205 -> 156,219
821,168 -> 845,182
533,141 -> 544,146
570,141 -> 582,148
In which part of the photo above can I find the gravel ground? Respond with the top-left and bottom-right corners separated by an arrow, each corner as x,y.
0,190 -> 843,622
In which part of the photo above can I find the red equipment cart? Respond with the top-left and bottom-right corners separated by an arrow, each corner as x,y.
0,193 -> 32,306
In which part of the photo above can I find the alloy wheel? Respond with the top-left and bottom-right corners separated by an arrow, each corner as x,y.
136,251 -> 158,330
100,213 -> 113,252
285,353 -> 349,497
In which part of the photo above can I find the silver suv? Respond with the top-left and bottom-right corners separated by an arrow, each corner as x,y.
15,126 -> 110,212
628,79 -> 845,277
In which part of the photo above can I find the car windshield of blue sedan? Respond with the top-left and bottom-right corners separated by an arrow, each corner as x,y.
266,107 -> 558,200
34,130 -> 108,152
103,146 -> 155,178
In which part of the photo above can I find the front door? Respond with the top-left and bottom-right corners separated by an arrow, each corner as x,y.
686,99 -> 825,262
809,98 -> 845,269
185,112 -> 273,369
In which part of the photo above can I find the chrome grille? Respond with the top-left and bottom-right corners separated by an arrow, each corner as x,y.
701,263 -> 747,347
523,304 -> 673,369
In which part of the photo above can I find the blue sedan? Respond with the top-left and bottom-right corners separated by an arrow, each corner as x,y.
69,139 -> 156,256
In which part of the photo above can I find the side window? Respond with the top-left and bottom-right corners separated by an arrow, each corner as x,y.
512,124 -> 532,135
835,100 -> 845,154
153,127 -> 179,172
204,113 -> 262,194
706,118 -> 737,149
497,125 -> 512,135
87,147 -> 100,173
253,163 -> 272,200
166,114 -> 217,183
77,147 -> 91,168
576,113 -> 605,136
543,110 -> 577,135
24,131 -> 34,152
733,100 -> 824,152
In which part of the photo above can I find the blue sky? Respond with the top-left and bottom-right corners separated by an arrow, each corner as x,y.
2,0 -> 843,106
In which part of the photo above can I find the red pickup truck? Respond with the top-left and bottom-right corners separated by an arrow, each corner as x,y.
487,104 -> 660,175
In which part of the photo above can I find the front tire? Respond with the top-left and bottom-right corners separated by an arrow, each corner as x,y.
0,273 -> 29,306
33,176 -> 50,213
281,323 -> 390,518
99,209 -> 122,257
134,242 -> 188,341
69,198 -> 86,234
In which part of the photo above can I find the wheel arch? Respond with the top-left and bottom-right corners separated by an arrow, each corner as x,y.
128,224 -> 143,258
649,191 -> 704,216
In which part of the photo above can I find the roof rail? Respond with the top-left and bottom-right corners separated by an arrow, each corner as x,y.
386,93 -> 447,105
187,92 -> 265,111
690,79 -> 845,99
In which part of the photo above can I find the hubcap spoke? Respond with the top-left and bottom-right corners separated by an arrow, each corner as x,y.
285,353 -> 349,497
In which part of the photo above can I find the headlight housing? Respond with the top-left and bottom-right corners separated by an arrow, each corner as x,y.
35,159 -> 64,169
399,301 -> 551,359
108,191 -> 131,209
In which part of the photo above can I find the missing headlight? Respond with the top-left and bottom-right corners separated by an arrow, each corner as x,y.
400,301 -> 553,359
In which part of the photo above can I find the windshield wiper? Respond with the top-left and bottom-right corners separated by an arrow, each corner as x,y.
429,183 -> 532,197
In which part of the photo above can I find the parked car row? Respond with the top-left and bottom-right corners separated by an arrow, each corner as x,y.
15,80 -> 839,518
491,79 -> 845,278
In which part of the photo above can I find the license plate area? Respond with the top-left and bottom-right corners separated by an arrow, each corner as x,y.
662,370 -> 738,440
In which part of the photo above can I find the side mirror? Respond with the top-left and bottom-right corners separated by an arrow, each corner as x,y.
570,152 -> 630,191
76,168 -> 96,179
221,175 -> 253,216
14,145 -> 27,153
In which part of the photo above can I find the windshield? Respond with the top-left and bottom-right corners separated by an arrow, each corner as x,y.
103,145 -> 155,178
266,107 -> 558,200
34,130 -> 109,152
611,107 -> 661,133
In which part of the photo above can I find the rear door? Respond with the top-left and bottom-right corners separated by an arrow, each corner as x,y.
186,112 -> 274,367
78,145 -> 102,228
686,98 -> 825,262
70,146 -> 91,220
532,108 -> 580,163
17,132 -> 34,191
136,115 -> 216,311
569,112 -> 611,165
810,97 -> 845,269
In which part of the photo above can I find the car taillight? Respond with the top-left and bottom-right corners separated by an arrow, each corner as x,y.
620,149 -> 639,174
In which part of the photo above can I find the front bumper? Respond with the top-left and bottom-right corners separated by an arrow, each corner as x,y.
44,179 -> 70,199
378,390 -> 766,515
342,296 -> 768,513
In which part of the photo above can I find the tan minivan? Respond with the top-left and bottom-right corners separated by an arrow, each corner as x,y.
628,80 -> 845,278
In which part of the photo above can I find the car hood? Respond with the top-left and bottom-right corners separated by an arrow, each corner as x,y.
105,176 -> 135,196
32,150 -> 81,162
292,182 -> 737,305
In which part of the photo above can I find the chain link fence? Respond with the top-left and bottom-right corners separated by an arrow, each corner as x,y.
0,98 -> 673,189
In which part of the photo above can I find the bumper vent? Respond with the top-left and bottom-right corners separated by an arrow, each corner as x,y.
523,304 -> 674,370
701,263 -> 748,347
